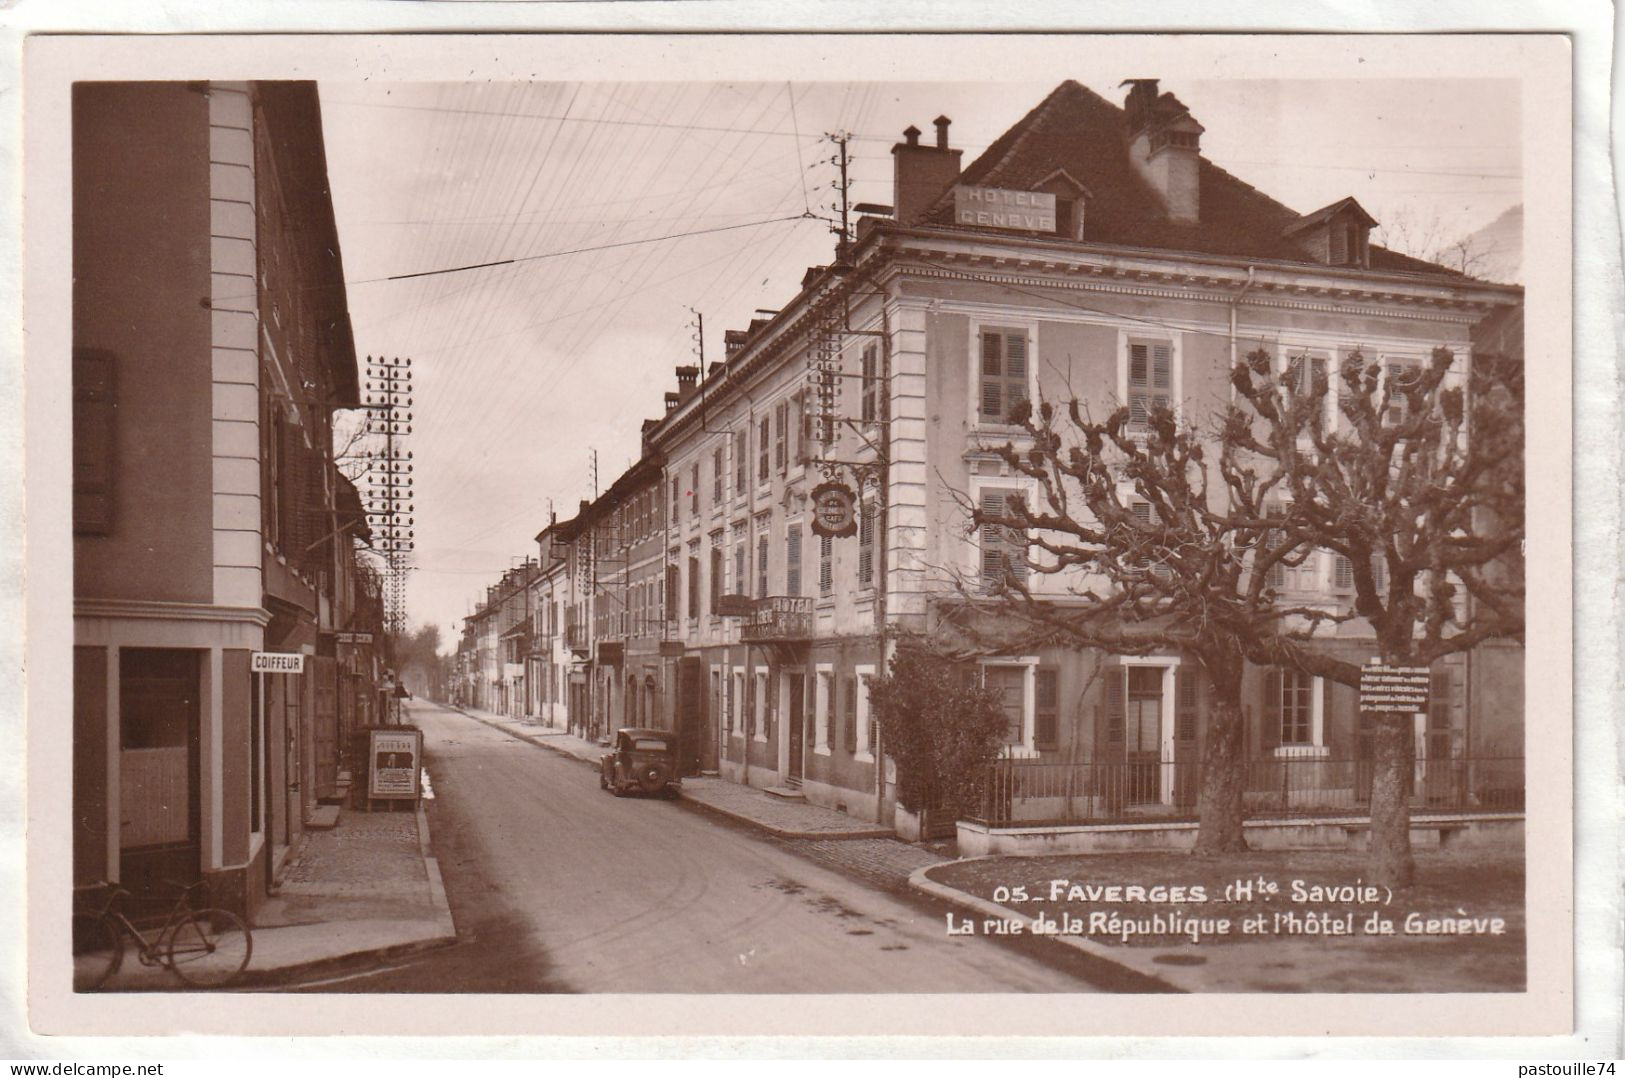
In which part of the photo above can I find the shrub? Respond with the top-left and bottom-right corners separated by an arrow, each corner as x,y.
868,645 -> 1008,817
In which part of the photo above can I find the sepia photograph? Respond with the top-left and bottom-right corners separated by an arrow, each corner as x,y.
17,27 -> 1589,1046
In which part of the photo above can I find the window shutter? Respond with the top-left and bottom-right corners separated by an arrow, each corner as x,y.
1034,668 -> 1059,749
1129,343 -> 1149,388
72,349 -> 116,535
861,345 -> 878,424
1176,668 -> 1199,742
1004,332 -> 1028,415
735,430 -> 747,493
1372,553 -> 1389,593
843,676 -> 857,751
1151,344 -> 1171,390
691,463 -> 700,514
1261,668 -> 1282,750
858,500 -> 874,588
1333,555 -> 1355,591
775,401 -> 788,473
757,535 -> 769,598
819,535 -> 833,595
1330,224 -> 1349,265
759,417 -> 770,480
786,525 -> 801,596
1104,666 -> 1124,743
980,489 -> 1009,588
980,330 -> 1003,421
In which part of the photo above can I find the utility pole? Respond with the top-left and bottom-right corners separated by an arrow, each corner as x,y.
363,355 -> 414,636
826,131 -> 853,257
590,447 -> 599,500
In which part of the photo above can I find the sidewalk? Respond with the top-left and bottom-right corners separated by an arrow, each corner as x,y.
96,801 -> 456,991
452,703 -> 893,838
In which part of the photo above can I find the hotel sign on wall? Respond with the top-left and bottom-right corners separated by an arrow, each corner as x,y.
953,186 -> 1057,232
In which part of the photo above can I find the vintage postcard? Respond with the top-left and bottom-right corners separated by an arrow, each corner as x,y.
19,29 -> 1581,1045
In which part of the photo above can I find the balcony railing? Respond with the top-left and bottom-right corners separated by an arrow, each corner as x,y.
968,753 -> 1525,829
740,596 -> 815,643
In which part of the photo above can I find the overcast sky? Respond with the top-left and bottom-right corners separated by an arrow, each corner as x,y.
315,76 -> 1521,648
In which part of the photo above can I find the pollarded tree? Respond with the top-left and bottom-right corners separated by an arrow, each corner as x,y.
1229,344 -> 1524,887
967,385 -> 1346,855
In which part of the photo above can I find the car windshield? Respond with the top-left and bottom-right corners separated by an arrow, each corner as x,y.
632,738 -> 669,752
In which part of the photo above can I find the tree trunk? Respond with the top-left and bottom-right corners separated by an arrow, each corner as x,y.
1367,710 -> 1417,888
1193,661 -> 1248,855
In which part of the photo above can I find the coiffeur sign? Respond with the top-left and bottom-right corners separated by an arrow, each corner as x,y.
810,481 -> 858,538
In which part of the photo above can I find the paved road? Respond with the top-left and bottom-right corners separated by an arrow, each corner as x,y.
321,700 -> 1098,993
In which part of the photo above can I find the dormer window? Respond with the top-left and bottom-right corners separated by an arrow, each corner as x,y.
1035,169 -> 1092,242
1285,197 -> 1378,269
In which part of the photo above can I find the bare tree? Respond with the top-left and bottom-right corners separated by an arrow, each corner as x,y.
1230,345 -> 1524,887
970,339 -> 1521,882
966,389 -> 1345,855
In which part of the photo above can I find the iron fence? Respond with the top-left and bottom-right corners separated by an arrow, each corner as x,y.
969,753 -> 1524,828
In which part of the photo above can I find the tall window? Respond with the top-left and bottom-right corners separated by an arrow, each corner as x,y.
1384,361 -> 1423,426
860,344 -> 880,424
733,543 -> 745,597
979,488 -> 1028,589
712,447 -> 724,502
690,463 -> 700,515
978,328 -> 1028,424
814,669 -> 832,752
983,665 -> 1026,746
687,553 -> 699,619
790,391 -> 804,463
857,498 -> 875,589
734,428 -> 748,494
671,477 -> 680,525
758,415 -> 771,482
1128,340 -> 1172,428
819,535 -> 833,596
1279,669 -> 1314,745
709,543 -> 723,613
774,400 -> 788,474
786,524 -> 802,597
757,535 -> 769,598
1035,668 -> 1059,749
842,675 -> 858,751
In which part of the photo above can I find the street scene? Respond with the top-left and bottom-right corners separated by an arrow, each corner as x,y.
64,58 -> 1532,1000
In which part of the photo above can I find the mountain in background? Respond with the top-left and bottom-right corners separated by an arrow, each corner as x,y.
1459,203 -> 1522,284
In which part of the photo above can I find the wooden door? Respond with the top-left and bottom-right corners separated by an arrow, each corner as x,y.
787,672 -> 805,782
678,657 -> 706,775
1125,666 -> 1163,804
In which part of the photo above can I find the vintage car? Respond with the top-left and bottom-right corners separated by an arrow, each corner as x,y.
599,727 -> 683,798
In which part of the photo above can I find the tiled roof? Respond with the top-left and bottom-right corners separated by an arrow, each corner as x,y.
924,80 -> 1463,278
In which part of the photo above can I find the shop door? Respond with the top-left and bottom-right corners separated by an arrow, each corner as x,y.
678,657 -> 706,775
312,656 -> 338,801
1125,666 -> 1163,805
787,672 -> 805,783
118,649 -> 201,900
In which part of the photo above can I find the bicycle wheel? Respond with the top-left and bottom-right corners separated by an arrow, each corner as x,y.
164,909 -> 251,988
72,913 -> 122,991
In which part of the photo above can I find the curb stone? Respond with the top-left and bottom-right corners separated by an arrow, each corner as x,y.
237,800 -> 459,988
907,859 -> 1187,993
676,790 -> 896,841
450,704 -> 892,841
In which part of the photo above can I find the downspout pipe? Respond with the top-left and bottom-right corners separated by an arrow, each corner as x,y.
1229,265 -> 1257,379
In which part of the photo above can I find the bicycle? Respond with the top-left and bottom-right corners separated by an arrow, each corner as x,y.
72,879 -> 253,990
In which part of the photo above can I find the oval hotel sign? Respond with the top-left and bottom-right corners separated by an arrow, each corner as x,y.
953,185 -> 1057,232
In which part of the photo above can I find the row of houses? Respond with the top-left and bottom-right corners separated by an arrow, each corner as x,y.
454,78 -> 1524,834
72,82 -> 395,919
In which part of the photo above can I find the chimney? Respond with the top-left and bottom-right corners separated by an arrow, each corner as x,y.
1122,79 -> 1203,225
664,391 -> 680,413
675,364 -> 699,397
892,117 -> 962,226
723,329 -> 747,359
